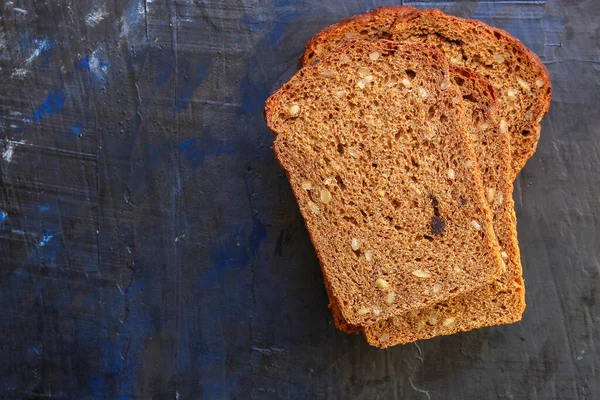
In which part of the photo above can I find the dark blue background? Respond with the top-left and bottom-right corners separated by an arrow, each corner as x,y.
0,0 -> 598,398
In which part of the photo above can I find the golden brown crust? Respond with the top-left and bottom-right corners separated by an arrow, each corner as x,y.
363,66 -> 525,347
327,67 -> 526,342
300,7 -> 552,175
266,40 -> 503,327
299,6 -> 417,67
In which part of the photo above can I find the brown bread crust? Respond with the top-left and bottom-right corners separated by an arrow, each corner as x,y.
266,40 -> 503,327
326,66 -> 526,346
300,6 -> 417,67
301,6 -> 552,175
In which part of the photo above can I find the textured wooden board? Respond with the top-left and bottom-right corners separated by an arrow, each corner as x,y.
0,0 -> 597,398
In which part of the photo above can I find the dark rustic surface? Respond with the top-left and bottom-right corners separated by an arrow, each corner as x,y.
0,0 -> 598,398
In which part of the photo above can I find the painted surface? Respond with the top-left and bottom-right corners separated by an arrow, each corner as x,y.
0,0 -> 597,398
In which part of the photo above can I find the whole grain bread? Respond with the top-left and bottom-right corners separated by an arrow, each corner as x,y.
265,39 -> 503,327
326,66 -> 526,346
300,6 -> 552,175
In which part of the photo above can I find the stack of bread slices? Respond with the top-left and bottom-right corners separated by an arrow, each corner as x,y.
265,7 -> 551,348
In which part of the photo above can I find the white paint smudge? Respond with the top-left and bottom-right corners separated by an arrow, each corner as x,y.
120,1 -> 146,39
25,38 -> 52,64
1,140 -> 26,163
85,6 -> 108,27
11,68 -> 28,78
13,7 -> 27,14
89,47 -> 108,80
2,143 -> 15,162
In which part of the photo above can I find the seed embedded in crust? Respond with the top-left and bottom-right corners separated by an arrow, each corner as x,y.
372,306 -> 381,316
525,112 -> 532,120
348,147 -> 359,158
507,88 -> 517,101
357,75 -> 374,89
376,278 -> 390,290
369,51 -> 381,61
450,57 -> 461,65
308,201 -> 320,214
471,220 -> 481,231
412,269 -> 431,278
335,89 -> 346,98
357,306 -> 370,315
386,291 -> 396,304
379,333 -> 390,342
320,189 -> 332,203
535,78 -> 545,88
377,189 -> 385,197
443,317 -> 456,327
428,313 -> 439,325
401,78 -> 412,88
496,191 -> 504,206
320,69 -> 336,78
432,283 -> 442,293
391,316 -> 401,327
358,67 -> 370,77
301,181 -> 312,190
345,32 -> 357,40
289,104 -> 300,116
418,87 -> 428,98
517,77 -> 531,91
447,168 -> 455,180
487,187 -> 496,204
501,251 -> 509,260
493,53 -> 505,63
499,119 -> 508,133
351,238 -> 360,251
440,80 -> 449,90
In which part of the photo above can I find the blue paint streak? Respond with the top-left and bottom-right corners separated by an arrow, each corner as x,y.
155,69 -> 171,90
175,59 -> 212,112
240,81 -> 270,114
65,125 -> 82,138
76,48 -> 109,82
39,204 -> 51,212
249,215 -> 266,251
0,210 -> 7,222
32,88 -> 65,120
38,232 -> 57,247
29,229 -> 61,264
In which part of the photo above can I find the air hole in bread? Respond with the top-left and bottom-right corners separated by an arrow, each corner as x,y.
521,129 -> 531,136
428,106 -> 436,119
405,69 -> 416,80
335,175 -> 345,190
343,215 -> 358,226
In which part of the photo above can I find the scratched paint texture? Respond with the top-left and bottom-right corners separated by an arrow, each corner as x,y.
0,0 -> 597,398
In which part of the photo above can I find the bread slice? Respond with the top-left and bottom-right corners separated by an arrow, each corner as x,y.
265,39 -> 503,327
325,65 -> 526,346
300,6 -> 552,175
